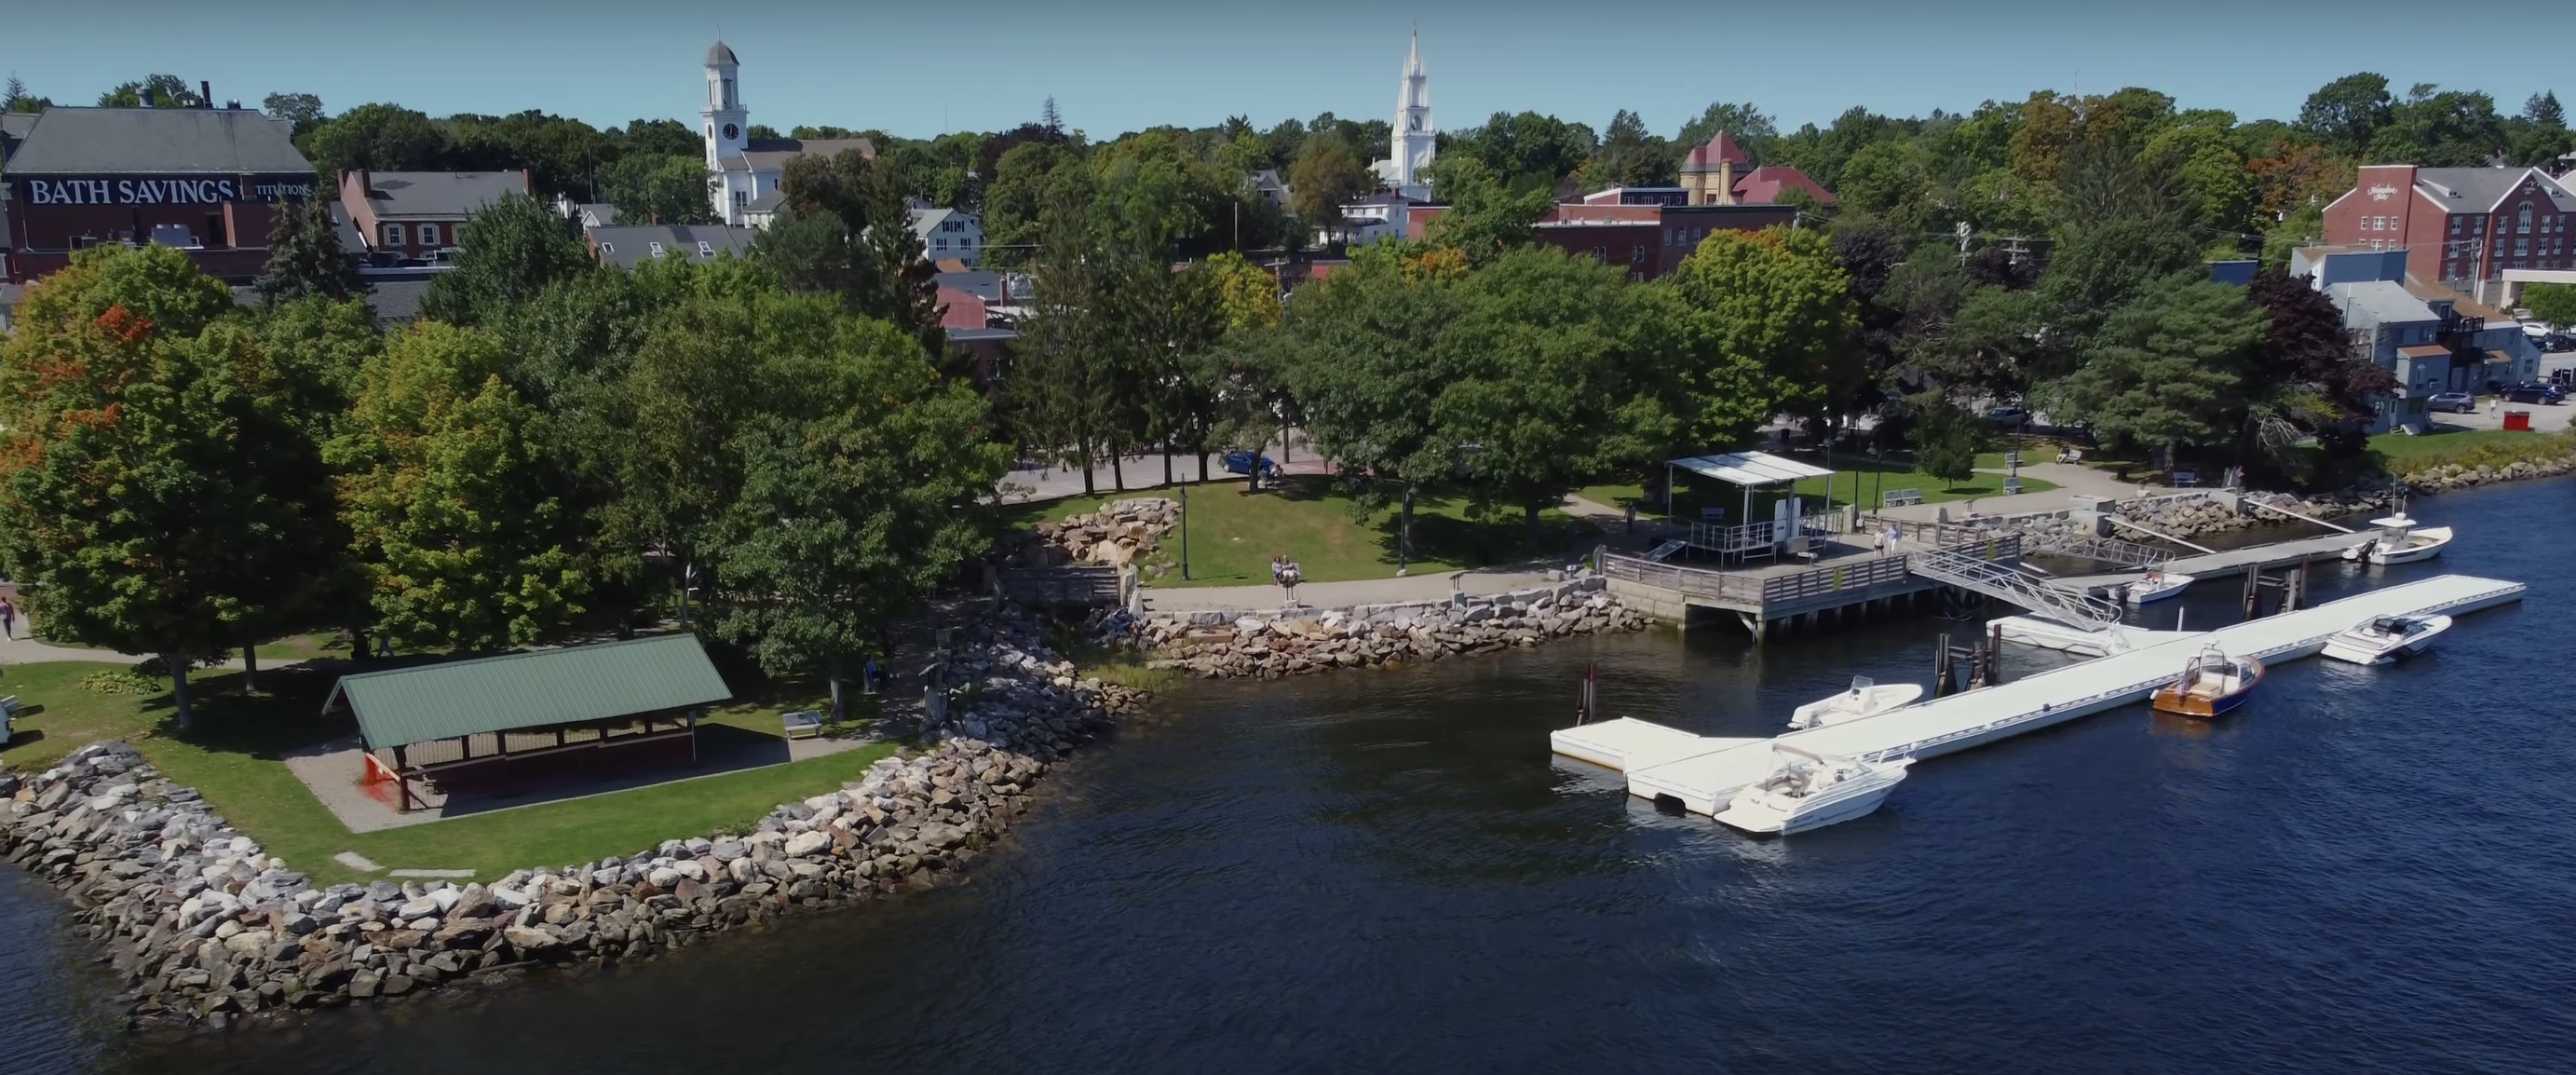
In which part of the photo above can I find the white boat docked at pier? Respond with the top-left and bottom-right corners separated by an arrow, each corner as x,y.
2122,570 -> 2196,605
2320,614 -> 2451,665
2342,511 -> 2453,565
1787,676 -> 1924,729
1712,745 -> 1911,835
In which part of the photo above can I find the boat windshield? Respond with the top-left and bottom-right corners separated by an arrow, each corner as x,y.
1847,675 -> 1874,695
2370,618 -> 2407,634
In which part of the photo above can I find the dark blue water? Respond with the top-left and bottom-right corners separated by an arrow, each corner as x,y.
11,478 -> 2575,1073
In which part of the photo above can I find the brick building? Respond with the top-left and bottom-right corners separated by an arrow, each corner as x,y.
2323,165 -> 2576,293
1530,203 -> 1799,279
0,105 -> 317,284
337,170 -> 534,266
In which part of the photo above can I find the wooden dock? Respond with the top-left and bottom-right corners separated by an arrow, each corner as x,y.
1600,536 -> 2024,639
2051,532 -> 2365,592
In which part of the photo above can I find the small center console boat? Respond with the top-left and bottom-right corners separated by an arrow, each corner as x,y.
2341,510 -> 2453,565
1786,676 -> 1924,729
2320,614 -> 2451,665
2122,570 -> 2196,605
1714,745 -> 1911,835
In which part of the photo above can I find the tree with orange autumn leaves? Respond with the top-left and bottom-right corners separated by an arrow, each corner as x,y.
0,246 -> 343,727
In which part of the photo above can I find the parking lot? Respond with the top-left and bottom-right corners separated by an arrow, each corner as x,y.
2427,396 -> 2574,433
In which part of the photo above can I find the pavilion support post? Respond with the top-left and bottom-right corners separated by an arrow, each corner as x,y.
392,744 -> 413,812
689,708 -> 700,765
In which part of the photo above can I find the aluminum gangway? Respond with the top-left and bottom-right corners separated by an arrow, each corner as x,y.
1907,545 -> 2125,634
1555,573 -> 2528,818
2103,514 -> 2218,554
2242,497 -> 2356,533
2021,530 -> 2176,567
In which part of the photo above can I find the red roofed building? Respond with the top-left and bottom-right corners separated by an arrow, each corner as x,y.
936,285 -> 987,331
1673,132 -> 1832,208
1728,165 -> 1834,208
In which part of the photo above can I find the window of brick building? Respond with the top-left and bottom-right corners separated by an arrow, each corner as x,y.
383,224 -> 405,247
418,224 -> 440,247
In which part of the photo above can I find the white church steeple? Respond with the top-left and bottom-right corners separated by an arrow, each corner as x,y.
1385,30 -> 1437,198
702,40 -> 748,171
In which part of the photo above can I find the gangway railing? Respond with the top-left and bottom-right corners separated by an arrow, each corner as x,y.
2022,530 -> 2176,567
2104,514 -> 2218,554
1906,546 -> 2125,634
2241,497 -> 2355,534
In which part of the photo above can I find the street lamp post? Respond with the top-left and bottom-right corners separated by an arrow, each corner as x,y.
1180,483 -> 1191,580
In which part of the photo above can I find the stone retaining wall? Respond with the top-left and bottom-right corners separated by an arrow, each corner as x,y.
0,610 -> 1144,1032
1097,578 -> 1649,679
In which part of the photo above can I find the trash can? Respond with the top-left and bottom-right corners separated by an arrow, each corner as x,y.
2503,410 -> 2532,431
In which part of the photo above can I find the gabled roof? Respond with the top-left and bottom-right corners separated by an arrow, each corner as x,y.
1731,165 -> 1834,206
1681,131 -> 1751,173
325,634 -> 732,751
730,136 -> 876,171
2329,279 -> 2440,326
589,225 -> 756,270
1671,450 -> 1832,486
2411,167 -> 2576,213
2,106 -> 308,174
353,170 -> 530,219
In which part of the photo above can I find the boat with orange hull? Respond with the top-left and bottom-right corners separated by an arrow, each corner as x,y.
2149,646 -> 2265,717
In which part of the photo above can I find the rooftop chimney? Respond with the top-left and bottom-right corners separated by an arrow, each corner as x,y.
199,81 -> 212,109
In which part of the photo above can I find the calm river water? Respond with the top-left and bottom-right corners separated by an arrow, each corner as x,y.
8,479 -> 2575,1073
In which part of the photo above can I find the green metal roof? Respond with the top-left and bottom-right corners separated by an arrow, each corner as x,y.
325,634 -> 734,751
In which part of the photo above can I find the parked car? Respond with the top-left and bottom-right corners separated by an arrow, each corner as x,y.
2427,391 -> 2477,414
2501,382 -> 2567,405
1986,406 -> 2030,429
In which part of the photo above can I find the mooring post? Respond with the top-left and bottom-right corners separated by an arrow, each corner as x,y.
1988,621 -> 2006,687
2242,564 -> 2260,620
1933,633 -> 1952,697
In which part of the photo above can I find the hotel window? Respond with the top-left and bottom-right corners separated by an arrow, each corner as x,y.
649,241 -> 666,259
733,191 -> 748,209
2515,239 -> 2529,257
2451,216 -> 2464,234
698,241 -> 714,257
418,224 -> 440,246
1631,245 -> 1645,265
383,223 -> 405,246
2518,206 -> 2533,233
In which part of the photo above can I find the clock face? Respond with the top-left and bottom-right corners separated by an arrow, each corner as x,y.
722,123 -> 739,141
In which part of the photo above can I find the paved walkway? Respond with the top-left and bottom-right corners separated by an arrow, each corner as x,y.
283,729 -> 870,834
1003,432 -> 1332,504
1142,565 -> 1564,613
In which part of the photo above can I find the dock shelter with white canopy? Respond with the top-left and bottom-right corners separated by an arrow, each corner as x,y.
1664,451 -> 1837,561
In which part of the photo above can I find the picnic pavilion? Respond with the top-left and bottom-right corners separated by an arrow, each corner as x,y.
323,634 -> 735,813
1661,451 -> 1840,563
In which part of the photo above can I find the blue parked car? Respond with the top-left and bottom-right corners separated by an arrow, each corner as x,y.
1222,450 -> 1281,480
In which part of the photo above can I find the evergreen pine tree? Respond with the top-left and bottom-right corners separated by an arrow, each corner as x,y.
254,197 -> 364,305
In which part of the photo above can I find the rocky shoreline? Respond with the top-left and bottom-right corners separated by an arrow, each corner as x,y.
1096,577 -> 1649,680
0,610 -> 1145,1032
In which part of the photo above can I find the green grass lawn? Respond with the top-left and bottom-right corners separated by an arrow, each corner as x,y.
1,661 -> 897,886
1000,476 -> 1600,587
1578,457 -> 2058,518
2369,427 -> 2571,469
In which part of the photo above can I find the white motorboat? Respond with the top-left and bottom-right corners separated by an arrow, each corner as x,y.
1713,745 -> 1912,835
2341,510 -> 2454,565
1787,675 -> 1924,729
2320,614 -> 2452,665
2121,570 -> 2196,605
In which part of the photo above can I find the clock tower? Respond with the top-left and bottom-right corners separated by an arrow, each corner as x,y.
702,40 -> 748,170
1387,31 -> 1437,197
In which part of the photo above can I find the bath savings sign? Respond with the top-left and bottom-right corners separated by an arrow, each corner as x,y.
12,175 -> 315,205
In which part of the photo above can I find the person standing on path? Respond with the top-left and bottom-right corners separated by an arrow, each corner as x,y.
0,597 -> 15,640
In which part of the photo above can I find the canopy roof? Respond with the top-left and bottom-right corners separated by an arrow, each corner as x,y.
1670,451 -> 1833,487
325,634 -> 732,751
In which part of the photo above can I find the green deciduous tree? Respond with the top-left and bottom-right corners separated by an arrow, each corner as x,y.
1908,398 -> 1986,489
4,75 -> 53,113
1203,251 -> 1281,331
418,193 -> 595,325
262,91 -> 325,135
2521,283 -> 2576,329
303,102 -> 449,174
254,197 -> 364,306
1288,138 -> 1371,240
599,153 -> 714,225
97,75 -> 201,108
2298,73 -> 2393,157
328,322 -> 588,651
708,319 -> 1007,722
0,246 -> 336,725
1666,226 -> 1862,445
1422,156 -> 1552,264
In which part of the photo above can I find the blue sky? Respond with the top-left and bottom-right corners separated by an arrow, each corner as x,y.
5,1 -> 2569,141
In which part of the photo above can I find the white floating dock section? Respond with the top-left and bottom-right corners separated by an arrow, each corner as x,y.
1567,574 -> 2525,818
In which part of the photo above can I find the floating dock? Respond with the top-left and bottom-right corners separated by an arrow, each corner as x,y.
2052,532 -> 2366,592
1553,574 -> 2525,818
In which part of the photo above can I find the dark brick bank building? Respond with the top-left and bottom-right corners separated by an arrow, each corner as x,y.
1,106 -> 318,284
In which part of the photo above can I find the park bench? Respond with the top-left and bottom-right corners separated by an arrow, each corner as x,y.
2003,477 -> 2024,495
2055,447 -> 2083,464
1881,488 -> 1924,508
781,710 -> 823,740
0,695 -> 17,742
2172,469 -> 2199,488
